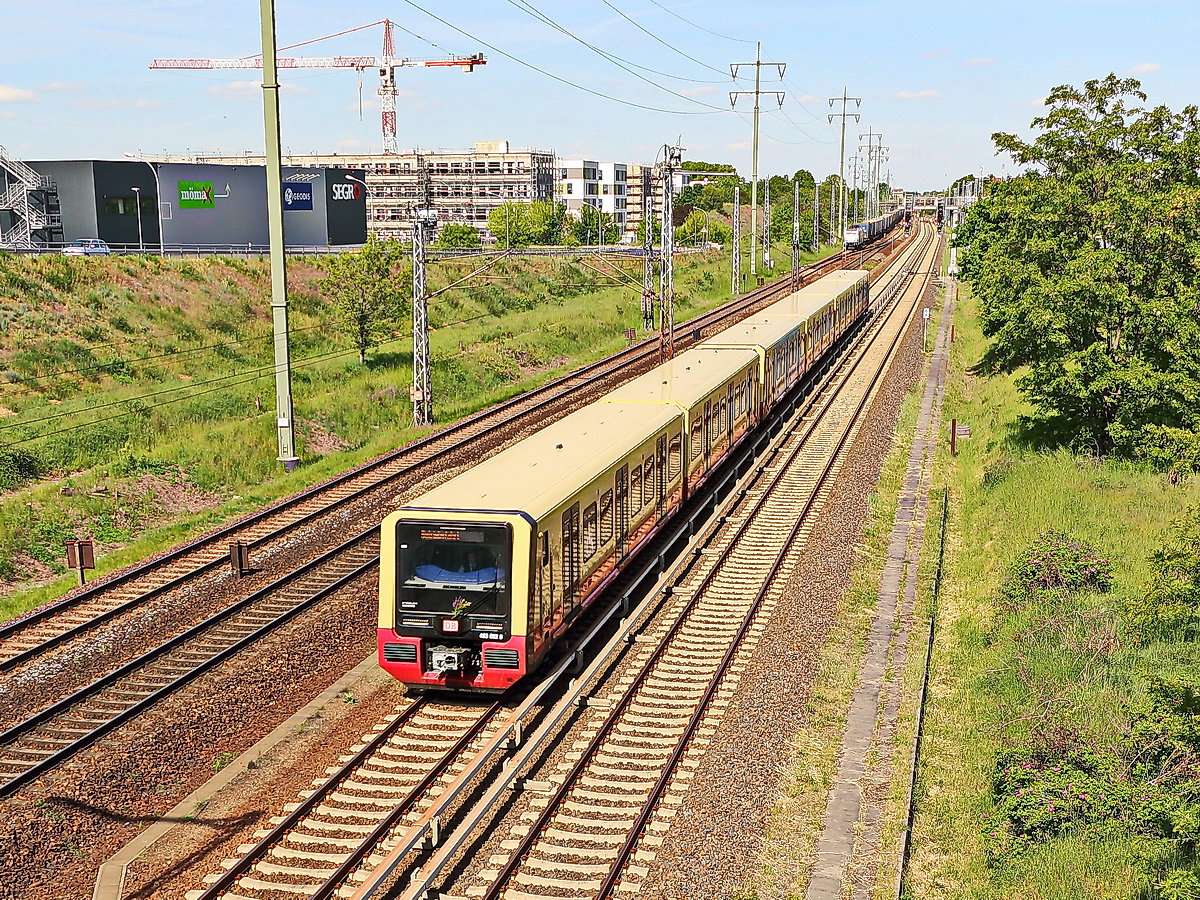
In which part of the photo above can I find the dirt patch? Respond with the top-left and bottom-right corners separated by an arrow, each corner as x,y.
132,469 -> 226,521
298,419 -> 352,456
517,353 -> 570,379
0,406 -> 15,417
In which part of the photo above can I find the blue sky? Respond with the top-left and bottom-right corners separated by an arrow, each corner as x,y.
1,1 -> 1193,191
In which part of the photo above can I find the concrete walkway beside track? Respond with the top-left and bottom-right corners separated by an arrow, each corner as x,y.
805,277 -> 955,900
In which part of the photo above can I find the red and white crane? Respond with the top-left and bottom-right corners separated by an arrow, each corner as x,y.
150,19 -> 485,154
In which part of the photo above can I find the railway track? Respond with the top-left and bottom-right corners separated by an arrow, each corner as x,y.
191,698 -> 503,900
452,228 -> 939,900
0,243 -> 907,800
172,227 -> 934,900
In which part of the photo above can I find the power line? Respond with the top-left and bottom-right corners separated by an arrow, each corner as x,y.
642,0 -> 756,43
593,0 -> 732,79
509,0 -> 730,93
398,0 -> 723,115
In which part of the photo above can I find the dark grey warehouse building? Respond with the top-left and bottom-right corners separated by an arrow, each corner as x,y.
27,159 -> 367,251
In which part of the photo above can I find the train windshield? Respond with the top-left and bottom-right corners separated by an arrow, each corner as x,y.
394,521 -> 512,616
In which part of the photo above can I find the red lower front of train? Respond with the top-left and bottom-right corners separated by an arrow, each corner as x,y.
378,629 -> 526,691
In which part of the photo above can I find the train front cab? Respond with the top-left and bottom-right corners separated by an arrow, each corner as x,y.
379,509 -> 534,691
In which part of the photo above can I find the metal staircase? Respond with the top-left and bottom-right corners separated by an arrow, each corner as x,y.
0,146 -> 61,249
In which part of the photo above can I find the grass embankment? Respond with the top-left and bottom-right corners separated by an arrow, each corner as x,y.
906,285 -> 1200,898
0,245 -> 831,621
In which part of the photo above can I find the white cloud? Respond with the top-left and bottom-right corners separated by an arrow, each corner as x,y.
963,58 -> 995,67
679,85 -> 717,98
792,93 -> 822,104
0,85 -> 37,103
206,80 -> 316,100
74,97 -> 164,110
922,49 -> 948,59
895,89 -> 941,100
41,81 -> 82,93
0,110 -> 16,119
1130,62 -> 1161,74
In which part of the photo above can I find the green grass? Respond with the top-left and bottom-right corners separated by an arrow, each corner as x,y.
0,245 -> 837,621
904,283 -> 1200,899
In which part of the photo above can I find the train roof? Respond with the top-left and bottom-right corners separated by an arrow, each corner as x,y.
599,346 -> 758,408
396,400 -> 679,520
702,314 -> 806,350
767,269 -> 868,318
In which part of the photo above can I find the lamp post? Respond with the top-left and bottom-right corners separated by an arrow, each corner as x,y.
131,186 -> 143,253
123,154 -> 164,256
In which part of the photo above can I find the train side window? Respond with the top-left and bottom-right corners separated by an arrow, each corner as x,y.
668,434 -> 681,478
643,456 -> 654,506
540,531 -> 549,566
599,490 -> 613,543
630,464 -> 642,510
583,503 -> 598,558
691,417 -> 703,458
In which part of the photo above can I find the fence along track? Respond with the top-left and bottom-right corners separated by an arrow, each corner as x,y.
0,248 -> 865,677
455,230 -> 937,900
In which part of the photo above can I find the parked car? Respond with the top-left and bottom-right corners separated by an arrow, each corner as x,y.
62,239 -> 111,256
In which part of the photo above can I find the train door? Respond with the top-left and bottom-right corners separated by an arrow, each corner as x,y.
561,504 -> 581,617
655,434 -> 667,517
704,400 -> 714,465
536,530 -> 553,639
615,465 -> 629,556
726,384 -> 735,439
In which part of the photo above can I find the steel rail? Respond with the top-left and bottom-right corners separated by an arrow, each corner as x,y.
478,228 -> 935,900
0,545 -> 379,798
195,697 -> 503,900
593,231 -> 939,899
382,226 -> 923,900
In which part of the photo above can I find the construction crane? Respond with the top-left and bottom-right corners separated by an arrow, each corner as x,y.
150,19 -> 485,154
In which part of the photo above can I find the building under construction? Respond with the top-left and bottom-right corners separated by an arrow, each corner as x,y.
190,141 -> 555,242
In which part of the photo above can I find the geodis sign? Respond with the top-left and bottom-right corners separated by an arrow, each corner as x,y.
178,181 -> 214,209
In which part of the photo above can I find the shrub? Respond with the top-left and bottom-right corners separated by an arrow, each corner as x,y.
1124,509 -> 1200,640
999,530 -> 1113,607
0,445 -> 44,491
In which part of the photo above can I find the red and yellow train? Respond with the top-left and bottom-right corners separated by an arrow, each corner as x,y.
378,268 -> 871,690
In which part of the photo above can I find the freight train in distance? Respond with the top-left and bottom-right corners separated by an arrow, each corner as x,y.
378,268 -> 872,691
843,207 -> 906,249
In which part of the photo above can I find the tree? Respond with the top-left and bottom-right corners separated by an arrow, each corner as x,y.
435,223 -> 480,249
319,236 -> 409,365
958,74 -> 1200,466
487,202 -> 534,247
569,205 -> 620,245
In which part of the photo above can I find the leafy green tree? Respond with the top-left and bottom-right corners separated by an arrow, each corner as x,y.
527,201 -> 566,245
435,223 -> 481,249
319,236 -> 409,364
487,202 -> 534,247
569,206 -> 620,245
1124,507 -> 1200,639
958,75 -> 1200,465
